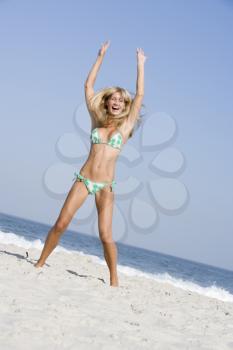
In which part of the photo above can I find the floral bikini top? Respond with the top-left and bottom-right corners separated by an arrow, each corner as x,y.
90,127 -> 123,150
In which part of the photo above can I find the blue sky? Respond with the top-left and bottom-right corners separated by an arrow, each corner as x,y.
1,0 -> 233,270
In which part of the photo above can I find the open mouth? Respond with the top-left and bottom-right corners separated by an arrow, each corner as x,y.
112,106 -> 120,111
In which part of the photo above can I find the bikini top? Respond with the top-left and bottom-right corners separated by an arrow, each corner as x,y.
90,127 -> 123,150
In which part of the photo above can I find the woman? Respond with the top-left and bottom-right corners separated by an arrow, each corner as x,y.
35,40 -> 147,287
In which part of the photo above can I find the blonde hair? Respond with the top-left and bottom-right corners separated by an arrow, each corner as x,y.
89,86 -> 145,139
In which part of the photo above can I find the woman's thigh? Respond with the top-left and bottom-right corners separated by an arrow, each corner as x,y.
56,180 -> 89,224
95,186 -> 114,240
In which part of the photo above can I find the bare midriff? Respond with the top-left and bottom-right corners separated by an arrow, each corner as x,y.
79,143 -> 120,183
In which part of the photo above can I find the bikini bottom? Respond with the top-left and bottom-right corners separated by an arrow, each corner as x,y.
72,172 -> 116,195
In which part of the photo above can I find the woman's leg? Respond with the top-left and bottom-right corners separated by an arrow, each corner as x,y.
95,184 -> 119,287
34,180 -> 89,267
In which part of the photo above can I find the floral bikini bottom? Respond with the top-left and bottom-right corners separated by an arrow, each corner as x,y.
72,172 -> 116,195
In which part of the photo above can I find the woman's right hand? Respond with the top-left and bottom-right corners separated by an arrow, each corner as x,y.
136,48 -> 147,65
98,40 -> 111,57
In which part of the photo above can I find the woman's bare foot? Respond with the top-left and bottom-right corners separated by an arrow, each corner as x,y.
110,276 -> 119,287
34,260 -> 45,268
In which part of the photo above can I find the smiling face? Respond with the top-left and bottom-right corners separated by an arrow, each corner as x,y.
106,91 -> 125,117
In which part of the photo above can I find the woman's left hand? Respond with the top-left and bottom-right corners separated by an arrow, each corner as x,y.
98,40 -> 111,57
136,48 -> 147,65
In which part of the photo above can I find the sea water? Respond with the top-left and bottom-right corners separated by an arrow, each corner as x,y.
0,211 -> 233,303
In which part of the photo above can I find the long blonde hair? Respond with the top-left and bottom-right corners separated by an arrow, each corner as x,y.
89,86 -> 144,138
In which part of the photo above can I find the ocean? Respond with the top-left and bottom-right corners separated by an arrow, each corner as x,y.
0,211 -> 233,303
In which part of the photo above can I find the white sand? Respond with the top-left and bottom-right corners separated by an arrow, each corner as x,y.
1,243 -> 233,350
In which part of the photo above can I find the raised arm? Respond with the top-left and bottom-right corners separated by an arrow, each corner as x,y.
126,48 -> 147,130
84,41 -> 110,126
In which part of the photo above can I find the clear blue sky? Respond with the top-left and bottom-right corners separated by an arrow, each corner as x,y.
1,0 -> 233,270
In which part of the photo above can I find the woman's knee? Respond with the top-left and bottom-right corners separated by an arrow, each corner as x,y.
99,231 -> 114,244
54,217 -> 70,233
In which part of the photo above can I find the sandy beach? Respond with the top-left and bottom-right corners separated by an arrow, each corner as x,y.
0,242 -> 233,350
